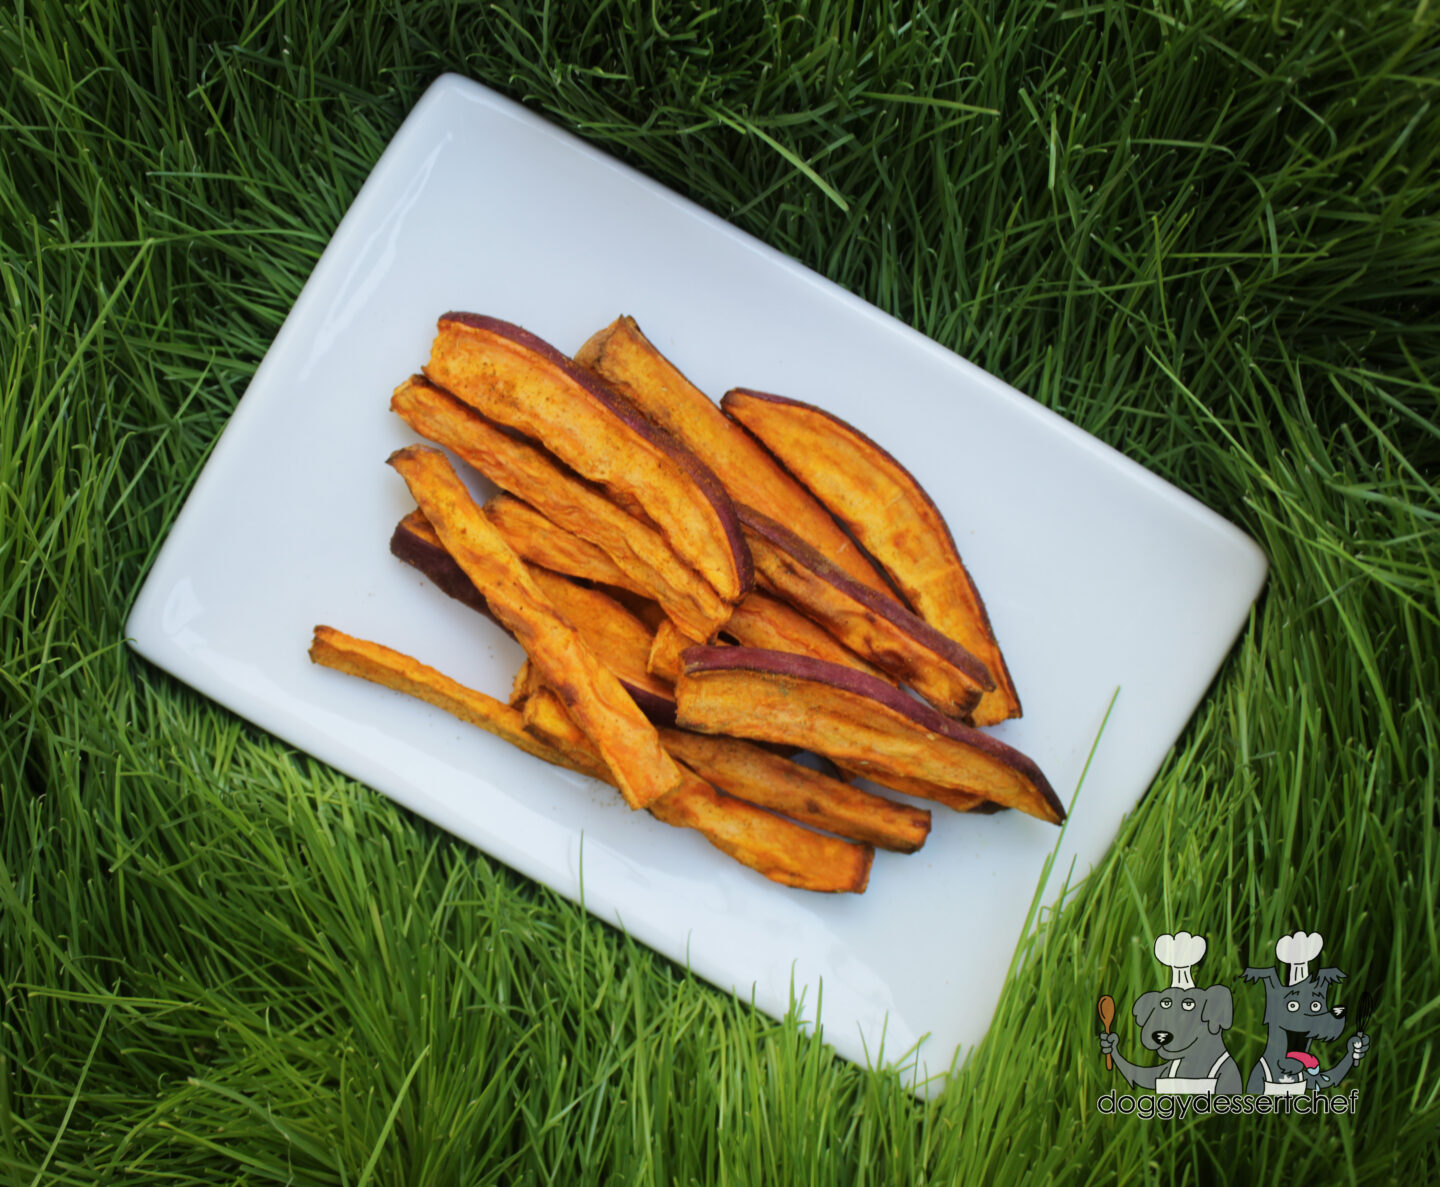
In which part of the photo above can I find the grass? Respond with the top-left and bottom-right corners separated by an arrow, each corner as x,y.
2,0 -> 1438,1181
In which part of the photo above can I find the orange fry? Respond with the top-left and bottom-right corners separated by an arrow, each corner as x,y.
724,389 -> 1021,724
391,375 -> 729,640
723,590 -> 888,681
660,728 -> 932,853
525,684 -> 871,892
312,629 -> 867,890
424,315 -> 751,603
387,444 -> 682,809
575,315 -> 889,592
484,494 -> 646,594
308,627 -> 603,779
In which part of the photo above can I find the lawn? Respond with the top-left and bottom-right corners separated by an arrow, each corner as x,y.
2,0 -> 1437,1182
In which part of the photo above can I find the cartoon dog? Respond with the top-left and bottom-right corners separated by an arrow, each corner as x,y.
1098,932 -> 1242,1094
1243,931 -> 1371,1095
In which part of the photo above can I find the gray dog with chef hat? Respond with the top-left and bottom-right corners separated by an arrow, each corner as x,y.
1243,930 -> 1371,1096
1098,931 -> 1242,1095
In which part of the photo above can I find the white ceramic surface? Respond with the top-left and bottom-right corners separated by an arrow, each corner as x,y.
125,73 -> 1268,1094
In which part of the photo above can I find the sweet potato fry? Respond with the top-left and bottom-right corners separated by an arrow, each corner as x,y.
312,628 -> 867,889
523,566 -> 676,727
723,389 -> 1021,725
660,729 -> 931,852
485,494 -> 646,594
739,505 -> 993,719
390,509 -> 499,626
655,768 -> 873,893
392,509 -> 677,726
526,685 -> 872,891
391,375 -> 729,640
832,763 -> 987,814
723,590 -> 887,681
575,315 -> 889,592
675,647 -> 1064,824
424,314 -> 752,602
308,627 -> 604,780
387,445 -> 682,809
650,592 -> 883,687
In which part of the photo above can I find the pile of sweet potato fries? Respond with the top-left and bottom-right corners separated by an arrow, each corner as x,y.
310,313 -> 1063,893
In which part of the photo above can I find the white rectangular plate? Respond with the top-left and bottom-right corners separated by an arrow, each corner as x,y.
126,74 -> 1267,1094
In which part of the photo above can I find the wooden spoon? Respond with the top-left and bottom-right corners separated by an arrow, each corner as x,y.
1098,995 -> 1116,1070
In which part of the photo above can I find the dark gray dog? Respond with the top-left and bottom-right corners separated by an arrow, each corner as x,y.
1099,932 -> 1242,1094
1243,931 -> 1371,1095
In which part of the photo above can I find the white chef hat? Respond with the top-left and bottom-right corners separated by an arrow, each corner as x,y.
1154,932 -> 1207,990
1275,931 -> 1324,986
